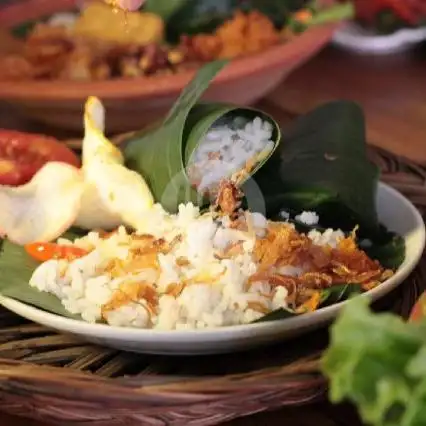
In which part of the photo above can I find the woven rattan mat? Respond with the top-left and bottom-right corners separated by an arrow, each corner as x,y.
0,146 -> 424,426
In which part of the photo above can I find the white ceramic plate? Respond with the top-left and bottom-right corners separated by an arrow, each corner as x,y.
333,22 -> 426,54
0,182 -> 424,355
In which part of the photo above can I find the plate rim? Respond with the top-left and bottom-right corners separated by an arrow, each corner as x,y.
332,22 -> 426,53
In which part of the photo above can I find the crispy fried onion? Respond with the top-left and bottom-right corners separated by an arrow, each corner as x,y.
102,233 -> 182,278
101,232 -> 228,316
213,179 -> 243,219
100,216 -> 393,318
101,280 -> 158,322
250,222 -> 394,312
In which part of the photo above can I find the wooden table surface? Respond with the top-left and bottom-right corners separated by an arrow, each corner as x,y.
0,44 -> 425,426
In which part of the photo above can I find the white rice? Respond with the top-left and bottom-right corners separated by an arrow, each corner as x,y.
295,211 -> 319,226
30,203 -> 345,330
186,116 -> 275,195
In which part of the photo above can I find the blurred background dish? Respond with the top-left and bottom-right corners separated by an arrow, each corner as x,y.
0,0 -> 349,134
333,22 -> 426,54
333,0 -> 426,54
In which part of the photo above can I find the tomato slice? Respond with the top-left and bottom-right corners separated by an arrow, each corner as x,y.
0,130 -> 80,187
25,242 -> 88,262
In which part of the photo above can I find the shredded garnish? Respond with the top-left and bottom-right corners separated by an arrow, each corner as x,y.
91,191 -> 396,318
102,280 -> 158,319
213,179 -> 243,219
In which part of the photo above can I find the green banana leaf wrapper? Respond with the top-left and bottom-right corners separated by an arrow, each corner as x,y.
123,60 -> 281,213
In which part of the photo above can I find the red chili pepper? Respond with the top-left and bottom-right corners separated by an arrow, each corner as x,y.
409,292 -> 426,323
25,242 -> 88,262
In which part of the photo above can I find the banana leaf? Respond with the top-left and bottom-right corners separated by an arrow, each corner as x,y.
361,227 -> 406,270
252,308 -> 297,323
320,284 -> 362,307
124,60 -> 281,213
253,101 -> 381,234
252,284 -> 363,324
0,235 -> 80,319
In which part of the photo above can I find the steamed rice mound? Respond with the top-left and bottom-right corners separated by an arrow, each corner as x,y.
29,203 -> 393,330
186,115 -> 275,197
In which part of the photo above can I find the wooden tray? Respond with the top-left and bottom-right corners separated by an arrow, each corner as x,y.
0,146 -> 424,426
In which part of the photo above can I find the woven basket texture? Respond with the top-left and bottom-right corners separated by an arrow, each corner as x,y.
0,146 -> 424,426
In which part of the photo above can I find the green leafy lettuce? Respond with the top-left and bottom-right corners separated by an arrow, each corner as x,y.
322,297 -> 426,426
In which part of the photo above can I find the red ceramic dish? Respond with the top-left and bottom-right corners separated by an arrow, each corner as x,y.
0,0 -> 340,133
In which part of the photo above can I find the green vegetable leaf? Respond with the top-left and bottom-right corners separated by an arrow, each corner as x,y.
320,283 -> 362,307
0,239 -> 79,319
183,103 -> 280,184
322,297 -> 426,426
252,284 -> 363,324
124,60 -> 280,213
252,308 -> 297,323
162,0 -> 309,42
363,231 -> 406,270
310,2 -> 354,25
288,2 -> 354,33
124,60 -> 229,212
143,0 -> 190,21
255,101 -> 381,231
159,0 -> 353,43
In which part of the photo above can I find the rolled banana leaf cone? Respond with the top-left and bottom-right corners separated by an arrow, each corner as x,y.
123,60 -> 281,213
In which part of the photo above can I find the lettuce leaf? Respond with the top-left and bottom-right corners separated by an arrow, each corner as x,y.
321,297 -> 426,426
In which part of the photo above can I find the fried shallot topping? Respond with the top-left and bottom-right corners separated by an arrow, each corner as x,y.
250,222 -> 394,310
97,206 -> 393,318
213,179 -> 243,219
180,10 -> 280,61
102,280 -> 158,320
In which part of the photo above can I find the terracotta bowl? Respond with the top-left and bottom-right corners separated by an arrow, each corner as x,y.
0,0 -> 339,134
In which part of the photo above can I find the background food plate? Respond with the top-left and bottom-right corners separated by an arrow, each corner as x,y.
0,182 -> 424,355
332,22 -> 426,54
0,0 -> 340,133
